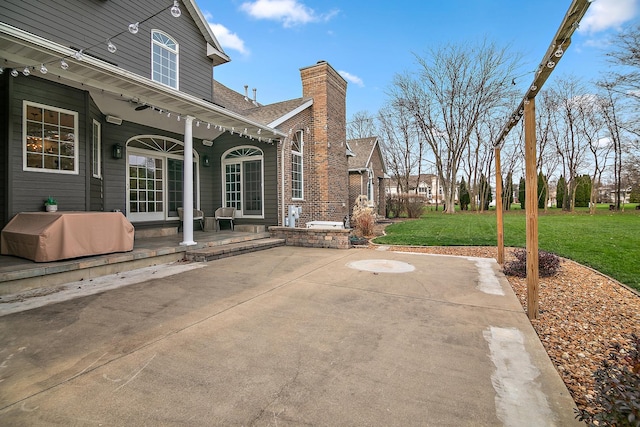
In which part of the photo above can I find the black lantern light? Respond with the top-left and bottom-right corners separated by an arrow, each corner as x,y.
112,143 -> 123,159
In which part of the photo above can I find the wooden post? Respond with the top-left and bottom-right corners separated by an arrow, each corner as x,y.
524,99 -> 539,320
495,147 -> 504,266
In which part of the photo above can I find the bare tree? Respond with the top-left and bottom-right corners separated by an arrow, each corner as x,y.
606,24 -> 640,103
536,91 -> 562,210
573,93 -> 610,213
547,76 -> 590,212
598,81 -> 626,210
347,110 -> 377,140
387,40 -> 520,213
463,116 -> 498,211
377,103 -> 420,195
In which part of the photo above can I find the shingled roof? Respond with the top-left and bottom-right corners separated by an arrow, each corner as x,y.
347,137 -> 379,170
212,80 -> 312,127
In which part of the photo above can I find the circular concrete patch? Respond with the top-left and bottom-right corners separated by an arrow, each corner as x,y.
347,259 -> 415,274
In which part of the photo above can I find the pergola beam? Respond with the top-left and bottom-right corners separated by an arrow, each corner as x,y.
493,0 -> 592,320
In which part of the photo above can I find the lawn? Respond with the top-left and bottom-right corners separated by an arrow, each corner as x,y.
373,205 -> 640,291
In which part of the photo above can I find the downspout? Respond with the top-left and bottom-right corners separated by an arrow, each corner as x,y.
180,116 -> 196,246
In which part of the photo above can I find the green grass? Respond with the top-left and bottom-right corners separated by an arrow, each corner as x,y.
374,205 -> 640,291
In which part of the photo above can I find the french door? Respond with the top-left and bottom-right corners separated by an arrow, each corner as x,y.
222,147 -> 263,218
126,136 -> 199,223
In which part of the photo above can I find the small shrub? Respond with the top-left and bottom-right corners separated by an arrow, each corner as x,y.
575,334 -> 640,427
352,195 -> 375,237
406,196 -> 426,218
503,249 -> 561,278
386,195 -> 402,218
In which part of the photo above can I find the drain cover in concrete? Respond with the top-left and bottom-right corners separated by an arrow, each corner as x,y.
347,259 -> 415,274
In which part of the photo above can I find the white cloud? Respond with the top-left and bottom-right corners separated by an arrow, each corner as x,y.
339,70 -> 364,87
579,0 -> 639,34
240,0 -> 338,28
202,12 -> 248,55
208,23 -> 249,55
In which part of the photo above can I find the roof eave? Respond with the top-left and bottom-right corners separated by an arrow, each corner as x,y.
267,98 -> 314,128
0,23 -> 284,140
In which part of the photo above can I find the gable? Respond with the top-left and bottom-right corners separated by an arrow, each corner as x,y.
347,137 -> 378,169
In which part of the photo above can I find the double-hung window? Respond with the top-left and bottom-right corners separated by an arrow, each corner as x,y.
151,30 -> 178,89
291,130 -> 303,200
23,101 -> 78,174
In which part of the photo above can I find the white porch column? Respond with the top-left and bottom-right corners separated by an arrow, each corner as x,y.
180,115 -> 196,246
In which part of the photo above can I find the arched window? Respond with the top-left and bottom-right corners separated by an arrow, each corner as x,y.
126,136 -> 199,222
292,130 -> 303,200
222,146 -> 264,218
151,30 -> 178,89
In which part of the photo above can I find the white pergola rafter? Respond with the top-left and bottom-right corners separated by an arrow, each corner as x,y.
493,0 -> 592,320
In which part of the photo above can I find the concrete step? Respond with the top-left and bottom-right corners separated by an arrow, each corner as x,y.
185,238 -> 285,262
0,232 -> 277,296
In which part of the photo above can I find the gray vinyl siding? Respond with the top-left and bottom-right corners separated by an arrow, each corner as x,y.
210,134 -> 278,227
8,76 -> 87,216
101,120 -> 218,227
2,0 -> 213,100
89,98 -> 103,211
0,74 -> 9,228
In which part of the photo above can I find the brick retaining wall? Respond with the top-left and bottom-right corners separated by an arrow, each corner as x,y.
268,226 -> 350,249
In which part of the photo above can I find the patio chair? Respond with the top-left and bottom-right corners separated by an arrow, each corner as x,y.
177,207 -> 205,231
214,207 -> 235,231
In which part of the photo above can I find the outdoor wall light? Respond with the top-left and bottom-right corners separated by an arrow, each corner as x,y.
112,143 -> 123,159
202,155 -> 210,167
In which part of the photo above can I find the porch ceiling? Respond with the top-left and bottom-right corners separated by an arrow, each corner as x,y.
0,22 -> 286,142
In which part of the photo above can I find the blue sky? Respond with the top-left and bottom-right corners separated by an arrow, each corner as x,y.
198,0 -> 639,119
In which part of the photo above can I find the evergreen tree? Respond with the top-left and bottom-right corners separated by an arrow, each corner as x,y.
575,175 -> 592,207
537,172 -> 547,209
630,183 -> 640,204
556,175 -> 565,209
519,177 -> 526,209
459,178 -> 470,210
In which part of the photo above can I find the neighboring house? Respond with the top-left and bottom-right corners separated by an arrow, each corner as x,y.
347,137 -> 387,217
0,0 -> 350,239
386,174 -> 446,203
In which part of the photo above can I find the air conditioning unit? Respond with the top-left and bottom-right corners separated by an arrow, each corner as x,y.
106,115 -> 122,125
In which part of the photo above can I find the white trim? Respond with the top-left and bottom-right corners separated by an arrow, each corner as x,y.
151,29 -> 179,90
92,119 -> 102,179
125,135 -> 200,223
291,130 -> 304,201
221,145 -> 265,219
22,100 -> 79,175
0,23 -> 286,141
181,0 -> 230,63
267,99 -> 314,128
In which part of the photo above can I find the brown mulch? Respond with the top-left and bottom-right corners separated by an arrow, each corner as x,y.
365,222 -> 640,416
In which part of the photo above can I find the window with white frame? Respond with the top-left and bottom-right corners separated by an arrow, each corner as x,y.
23,101 -> 78,174
291,130 -> 303,199
222,146 -> 264,218
92,119 -> 101,178
126,136 -> 199,223
151,30 -> 178,89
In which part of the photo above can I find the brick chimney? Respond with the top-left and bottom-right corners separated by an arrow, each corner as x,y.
300,60 -> 349,222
